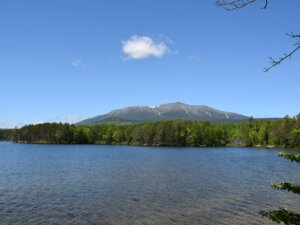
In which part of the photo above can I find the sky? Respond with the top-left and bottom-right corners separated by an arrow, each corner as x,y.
0,0 -> 299,128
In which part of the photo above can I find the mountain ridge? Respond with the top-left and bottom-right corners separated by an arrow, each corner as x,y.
77,102 -> 249,125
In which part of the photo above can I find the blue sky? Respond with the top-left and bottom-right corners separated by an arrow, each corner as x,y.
0,0 -> 299,127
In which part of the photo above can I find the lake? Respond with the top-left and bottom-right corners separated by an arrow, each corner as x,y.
0,142 -> 299,224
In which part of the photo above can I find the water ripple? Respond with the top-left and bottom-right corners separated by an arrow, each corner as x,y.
0,142 -> 299,224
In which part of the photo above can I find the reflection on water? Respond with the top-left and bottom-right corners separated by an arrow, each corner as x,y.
0,142 -> 299,224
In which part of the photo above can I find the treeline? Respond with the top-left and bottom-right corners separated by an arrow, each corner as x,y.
4,115 -> 300,148
0,129 -> 13,141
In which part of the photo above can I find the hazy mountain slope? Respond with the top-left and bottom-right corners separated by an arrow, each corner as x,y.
77,102 -> 249,125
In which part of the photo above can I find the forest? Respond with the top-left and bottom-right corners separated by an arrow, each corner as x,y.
0,129 -> 13,141
1,115 -> 300,149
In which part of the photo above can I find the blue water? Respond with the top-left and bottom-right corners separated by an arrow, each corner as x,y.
0,142 -> 299,224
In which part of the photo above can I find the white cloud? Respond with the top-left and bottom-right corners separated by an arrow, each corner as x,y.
122,35 -> 169,60
50,115 -> 84,124
71,59 -> 87,68
0,121 -> 24,129
0,115 -> 85,128
189,55 -> 201,61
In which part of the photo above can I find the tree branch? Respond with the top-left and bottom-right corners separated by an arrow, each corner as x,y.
272,182 -> 300,195
278,152 -> 300,163
262,0 -> 268,9
264,45 -> 300,72
263,33 -> 300,72
259,208 -> 300,224
216,0 -> 268,10
217,1 -> 300,72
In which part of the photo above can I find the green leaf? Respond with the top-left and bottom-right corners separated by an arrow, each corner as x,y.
278,152 -> 300,163
272,182 -> 300,195
259,208 -> 300,224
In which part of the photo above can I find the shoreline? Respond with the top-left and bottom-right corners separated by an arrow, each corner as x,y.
3,140 -> 299,152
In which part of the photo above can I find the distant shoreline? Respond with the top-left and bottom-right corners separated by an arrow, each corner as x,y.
2,141 -> 299,152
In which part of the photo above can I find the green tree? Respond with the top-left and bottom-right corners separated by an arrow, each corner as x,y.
259,152 -> 300,224
259,121 -> 271,145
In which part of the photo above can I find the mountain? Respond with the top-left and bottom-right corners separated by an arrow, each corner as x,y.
77,102 -> 249,125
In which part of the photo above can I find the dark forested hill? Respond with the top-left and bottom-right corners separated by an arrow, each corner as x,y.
77,102 -> 249,125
